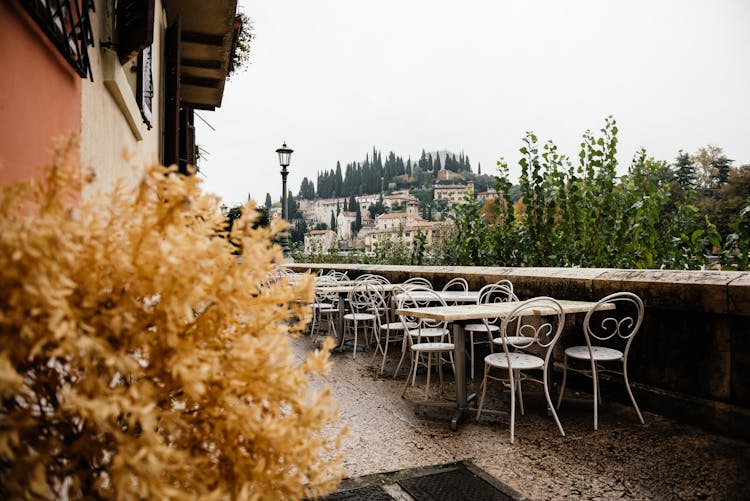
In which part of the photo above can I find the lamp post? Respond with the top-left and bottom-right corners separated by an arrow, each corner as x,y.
276,142 -> 293,259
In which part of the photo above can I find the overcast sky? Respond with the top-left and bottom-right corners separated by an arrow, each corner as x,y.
195,0 -> 750,207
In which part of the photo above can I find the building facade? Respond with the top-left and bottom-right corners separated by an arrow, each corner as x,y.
1,0 -> 240,195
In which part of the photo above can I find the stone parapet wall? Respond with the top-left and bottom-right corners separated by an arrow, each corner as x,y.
291,263 -> 750,439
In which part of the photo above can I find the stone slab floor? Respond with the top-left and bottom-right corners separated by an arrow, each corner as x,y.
292,335 -> 750,500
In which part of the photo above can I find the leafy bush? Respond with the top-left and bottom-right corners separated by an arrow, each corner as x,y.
0,137 -> 344,499
450,117 -> 715,269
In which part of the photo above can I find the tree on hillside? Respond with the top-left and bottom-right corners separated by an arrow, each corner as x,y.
691,145 -> 724,189
354,203 -> 362,232
334,161 -> 343,197
674,150 -> 695,190
264,192 -> 272,209
712,155 -> 733,186
330,211 -> 337,231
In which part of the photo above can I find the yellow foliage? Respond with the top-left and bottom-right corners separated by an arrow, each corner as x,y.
0,136 -> 344,499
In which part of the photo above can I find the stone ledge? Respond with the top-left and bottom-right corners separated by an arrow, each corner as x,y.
291,264 -> 749,316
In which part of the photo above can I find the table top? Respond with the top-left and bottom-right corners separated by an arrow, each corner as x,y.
396,299 -> 615,322
394,290 -> 480,303
315,282 -> 412,293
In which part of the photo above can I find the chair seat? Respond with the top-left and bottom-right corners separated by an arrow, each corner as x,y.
312,302 -> 334,309
380,321 -> 417,331
411,342 -> 455,353
565,345 -> 623,362
492,336 -> 533,348
464,323 -> 499,333
484,352 -> 544,370
407,327 -> 449,339
343,312 -> 376,321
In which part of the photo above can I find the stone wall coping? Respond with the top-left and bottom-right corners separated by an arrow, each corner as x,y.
290,263 -> 750,316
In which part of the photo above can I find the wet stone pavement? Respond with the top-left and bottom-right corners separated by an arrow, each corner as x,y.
292,335 -> 750,500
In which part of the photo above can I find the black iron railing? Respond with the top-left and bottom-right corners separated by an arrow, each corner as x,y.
19,0 -> 95,80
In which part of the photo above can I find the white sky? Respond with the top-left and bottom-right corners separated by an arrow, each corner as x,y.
195,0 -> 750,207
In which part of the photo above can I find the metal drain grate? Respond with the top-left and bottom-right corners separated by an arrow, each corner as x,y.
315,484 -> 392,501
397,467 -> 514,501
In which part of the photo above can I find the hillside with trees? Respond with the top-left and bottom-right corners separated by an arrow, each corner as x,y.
298,147 -> 496,200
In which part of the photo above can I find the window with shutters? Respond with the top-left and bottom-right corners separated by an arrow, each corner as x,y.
115,0 -> 155,129
136,45 -> 153,129
19,0 -> 95,80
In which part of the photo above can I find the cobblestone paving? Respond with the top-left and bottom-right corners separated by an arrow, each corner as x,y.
293,336 -> 750,500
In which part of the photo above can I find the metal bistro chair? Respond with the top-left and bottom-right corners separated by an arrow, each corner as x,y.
477,297 -> 566,444
403,276 -> 433,289
441,277 -> 469,294
369,284 -> 417,374
556,292 -> 645,430
340,282 -> 379,359
463,282 -> 518,379
310,286 -> 338,343
397,289 -> 454,400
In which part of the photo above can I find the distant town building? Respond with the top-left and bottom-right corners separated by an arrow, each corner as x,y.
304,229 -> 336,253
434,182 -> 474,204
476,188 -> 499,202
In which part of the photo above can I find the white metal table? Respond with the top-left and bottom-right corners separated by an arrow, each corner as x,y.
395,299 -> 615,430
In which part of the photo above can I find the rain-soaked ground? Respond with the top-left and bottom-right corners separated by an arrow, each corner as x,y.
292,335 -> 750,500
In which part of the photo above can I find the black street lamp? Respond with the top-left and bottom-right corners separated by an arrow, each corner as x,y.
276,142 -> 293,259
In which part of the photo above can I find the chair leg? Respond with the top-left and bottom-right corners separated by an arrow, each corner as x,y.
401,356 -> 415,398
438,354 -> 444,393
556,353 -> 568,409
516,370 -> 525,416
425,353 -> 432,401
509,370 -> 516,444
352,320 -> 359,359
411,352 -> 419,387
592,360 -> 599,431
623,360 -> 645,425
393,334 -> 408,378
543,365 -> 566,437
476,364 -> 490,420
379,330 -> 390,374
469,332 -> 475,380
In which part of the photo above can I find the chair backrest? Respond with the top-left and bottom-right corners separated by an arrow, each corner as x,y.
498,297 -> 565,364
403,276 -> 433,289
493,279 -> 514,295
327,270 -> 349,281
583,292 -> 644,352
397,288 -> 448,341
442,277 -> 468,292
347,282 -> 375,314
477,282 -> 519,326
315,285 -> 338,305
357,273 -> 390,285
365,284 -> 391,328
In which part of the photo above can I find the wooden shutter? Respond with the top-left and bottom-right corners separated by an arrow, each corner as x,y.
163,18 -> 181,167
136,45 -> 153,129
116,0 -> 155,64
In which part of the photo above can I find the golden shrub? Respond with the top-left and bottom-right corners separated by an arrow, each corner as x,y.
0,137 -> 344,499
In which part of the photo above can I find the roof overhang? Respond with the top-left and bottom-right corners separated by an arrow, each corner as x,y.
164,0 -> 238,110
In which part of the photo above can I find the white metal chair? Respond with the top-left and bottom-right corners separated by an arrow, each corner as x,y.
340,282 -> 378,359
403,276 -> 433,289
357,273 -> 390,285
463,282 -> 518,379
441,277 -> 468,293
477,297 -> 566,444
327,270 -> 349,281
556,292 -> 645,430
310,287 -> 338,342
368,285 -> 416,374
397,289 -> 454,400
